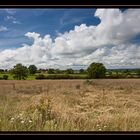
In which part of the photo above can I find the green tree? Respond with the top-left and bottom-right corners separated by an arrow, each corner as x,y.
11,63 -> 28,80
48,69 -> 55,74
28,65 -> 37,75
66,69 -> 74,74
3,75 -> 8,80
87,62 -> 106,78
136,69 -> 140,77
79,69 -> 85,74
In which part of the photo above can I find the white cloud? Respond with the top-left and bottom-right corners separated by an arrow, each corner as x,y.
0,26 -> 8,32
5,9 -> 16,15
5,15 -> 21,24
12,21 -> 21,24
1,9 -> 140,69
6,15 -> 16,20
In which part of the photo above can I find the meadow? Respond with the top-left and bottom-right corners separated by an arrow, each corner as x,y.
0,79 -> 140,131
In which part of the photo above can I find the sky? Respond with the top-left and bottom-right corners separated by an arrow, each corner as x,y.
0,8 -> 140,70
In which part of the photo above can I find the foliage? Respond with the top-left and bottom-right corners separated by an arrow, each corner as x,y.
28,65 -> 37,75
35,74 -> 47,80
66,69 -> 74,74
46,74 -> 88,79
3,75 -> 8,80
136,69 -> 140,77
10,63 -> 28,80
48,69 -> 55,74
87,62 -> 106,78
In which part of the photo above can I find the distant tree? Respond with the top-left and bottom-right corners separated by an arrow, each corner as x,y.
48,69 -> 55,74
66,69 -> 74,74
28,65 -> 37,75
11,63 -> 28,80
3,75 -> 8,80
136,69 -> 140,77
87,62 -> 106,78
55,69 -> 61,74
79,69 -> 85,74
0,69 -> 4,73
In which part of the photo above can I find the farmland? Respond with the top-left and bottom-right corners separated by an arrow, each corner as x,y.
0,79 -> 140,131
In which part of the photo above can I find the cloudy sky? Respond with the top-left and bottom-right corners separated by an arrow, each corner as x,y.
0,8 -> 140,70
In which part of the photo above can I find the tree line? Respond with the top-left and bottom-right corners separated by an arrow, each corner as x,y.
0,62 -> 140,80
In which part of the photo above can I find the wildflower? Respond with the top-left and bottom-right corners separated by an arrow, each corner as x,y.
10,117 -> 14,121
19,113 -> 23,117
99,128 -> 102,131
29,120 -> 32,123
21,120 -> 24,124
96,124 -> 99,127
104,125 -> 107,128
10,118 -> 14,123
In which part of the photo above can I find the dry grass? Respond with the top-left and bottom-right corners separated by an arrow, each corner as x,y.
0,79 -> 140,131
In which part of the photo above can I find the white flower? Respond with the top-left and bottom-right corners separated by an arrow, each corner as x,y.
29,120 -> 32,123
104,125 -> 107,128
99,128 -> 102,131
19,113 -> 23,117
96,124 -> 99,127
21,120 -> 24,124
10,117 -> 14,121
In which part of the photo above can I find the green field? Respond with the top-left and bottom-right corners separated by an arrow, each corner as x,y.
0,71 -> 139,80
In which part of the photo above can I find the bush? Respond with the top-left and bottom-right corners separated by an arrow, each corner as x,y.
0,77 -> 3,80
87,62 -> 106,79
46,74 -> 88,79
3,75 -> 8,80
35,74 -> 47,80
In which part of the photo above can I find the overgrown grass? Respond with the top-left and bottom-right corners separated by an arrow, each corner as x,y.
0,79 -> 140,131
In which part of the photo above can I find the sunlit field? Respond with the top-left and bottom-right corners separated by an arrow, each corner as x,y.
0,79 -> 140,131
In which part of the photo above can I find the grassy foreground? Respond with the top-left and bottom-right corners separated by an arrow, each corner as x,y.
0,79 -> 140,131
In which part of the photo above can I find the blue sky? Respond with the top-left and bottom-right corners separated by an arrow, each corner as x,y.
0,9 -> 100,49
0,8 -> 140,69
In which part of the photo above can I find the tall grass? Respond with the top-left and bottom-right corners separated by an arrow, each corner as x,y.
0,79 -> 140,131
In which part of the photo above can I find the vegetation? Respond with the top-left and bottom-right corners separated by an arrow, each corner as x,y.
2,75 -> 8,80
0,79 -> 140,131
0,62 -> 140,80
35,74 -> 47,80
87,62 -> 106,78
136,69 -> 140,78
10,63 -> 28,80
28,65 -> 37,75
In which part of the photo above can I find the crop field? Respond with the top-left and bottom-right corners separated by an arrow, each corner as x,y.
0,79 -> 140,131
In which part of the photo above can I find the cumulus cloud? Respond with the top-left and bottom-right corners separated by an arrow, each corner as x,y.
0,26 -> 8,32
1,9 -> 140,69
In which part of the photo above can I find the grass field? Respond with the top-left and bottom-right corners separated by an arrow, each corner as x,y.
0,79 -> 140,131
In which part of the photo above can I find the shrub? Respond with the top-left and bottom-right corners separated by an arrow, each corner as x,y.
35,74 -> 47,80
87,62 -> 106,79
3,75 -> 8,80
0,77 -> 3,80
46,74 -> 88,79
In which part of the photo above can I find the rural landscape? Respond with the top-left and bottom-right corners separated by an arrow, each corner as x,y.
0,63 -> 140,131
0,8 -> 140,131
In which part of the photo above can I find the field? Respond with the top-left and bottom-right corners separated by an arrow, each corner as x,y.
0,79 -> 140,131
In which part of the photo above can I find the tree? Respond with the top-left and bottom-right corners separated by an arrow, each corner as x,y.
28,65 -> 37,75
87,62 -> 106,78
3,75 -> 8,80
136,69 -> 140,77
11,63 -> 28,80
66,69 -> 74,74
48,69 -> 55,74
79,69 -> 85,74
